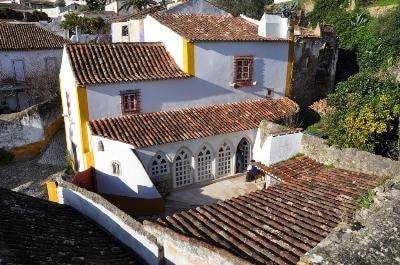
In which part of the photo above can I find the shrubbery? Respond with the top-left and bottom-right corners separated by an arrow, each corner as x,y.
323,72 -> 400,158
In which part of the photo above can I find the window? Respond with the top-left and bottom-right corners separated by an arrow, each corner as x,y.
174,148 -> 193,188
12,60 -> 25,82
45,57 -> 57,75
121,90 -> 140,114
150,153 -> 170,179
266,88 -> 274,98
233,56 -> 254,87
111,161 -> 121,175
217,142 -> 232,177
122,25 -> 129,37
196,145 -> 213,182
97,140 -> 104,151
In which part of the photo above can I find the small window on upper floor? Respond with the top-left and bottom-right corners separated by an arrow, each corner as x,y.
98,140 -> 104,151
111,161 -> 121,175
233,56 -> 254,87
121,90 -> 140,114
122,25 -> 129,37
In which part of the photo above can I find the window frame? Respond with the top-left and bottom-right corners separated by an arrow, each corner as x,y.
120,90 -> 141,115
233,55 -> 254,87
121,25 -> 129,37
111,161 -> 121,176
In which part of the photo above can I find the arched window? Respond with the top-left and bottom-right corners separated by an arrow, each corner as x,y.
217,142 -> 232,177
111,161 -> 121,176
97,140 -> 104,151
196,145 -> 213,182
236,138 -> 251,173
150,153 -> 170,179
174,148 -> 193,188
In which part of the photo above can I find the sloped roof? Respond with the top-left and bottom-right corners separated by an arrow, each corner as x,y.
166,0 -> 228,15
150,13 -> 289,42
0,23 -> 70,50
89,98 -> 298,148
0,188 -> 143,264
66,42 -> 190,85
145,156 -> 379,264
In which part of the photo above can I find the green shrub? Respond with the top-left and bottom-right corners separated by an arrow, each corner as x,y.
323,72 -> 400,157
65,154 -> 75,175
355,189 -> 376,208
0,148 -> 14,165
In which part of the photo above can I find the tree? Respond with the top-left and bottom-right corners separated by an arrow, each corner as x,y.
86,0 -> 106,10
323,72 -> 400,158
56,0 -> 66,7
61,13 -> 105,34
212,0 -> 270,19
0,8 -> 24,20
119,0 -> 151,12
26,10 -> 50,22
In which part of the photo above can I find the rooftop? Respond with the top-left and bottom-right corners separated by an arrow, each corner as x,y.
89,97 -> 298,148
0,23 -> 70,50
0,188 -> 143,264
150,13 -> 289,42
66,42 -> 190,86
145,156 -> 378,264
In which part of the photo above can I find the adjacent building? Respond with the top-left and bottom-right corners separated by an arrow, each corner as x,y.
0,22 -> 70,112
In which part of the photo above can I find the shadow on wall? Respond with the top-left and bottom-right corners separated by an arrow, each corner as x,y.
95,170 -> 158,198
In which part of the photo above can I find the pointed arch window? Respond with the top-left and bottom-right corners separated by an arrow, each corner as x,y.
174,149 -> 193,188
150,153 -> 170,179
111,161 -> 121,176
196,145 -> 213,182
217,142 -> 232,177
97,140 -> 104,151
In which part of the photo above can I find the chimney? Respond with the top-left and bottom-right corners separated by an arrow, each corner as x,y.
75,26 -> 81,43
258,13 -> 289,39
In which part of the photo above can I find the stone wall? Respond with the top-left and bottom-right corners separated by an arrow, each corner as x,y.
291,25 -> 339,107
143,222 -> 251,265
0,96 -> 62,160
301,134 -> 400,177
56,179 -> 164,265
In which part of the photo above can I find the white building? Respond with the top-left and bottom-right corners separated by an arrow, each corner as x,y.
87,98 -> 299,199
0,22 -> 70,111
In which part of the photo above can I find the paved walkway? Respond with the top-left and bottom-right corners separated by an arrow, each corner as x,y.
0,129 -> 66,199
164,174 -> 263,216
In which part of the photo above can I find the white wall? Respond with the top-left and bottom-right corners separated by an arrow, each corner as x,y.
135,130 -> 256,187
58,187 -> 162,265
59,48 -> 85,170
144,15 -> 184,70
253,131 -> 303,166
92,136 -> 161,199
111,19 -> 144,43
258,13 -> 289,39
195,41 -> 289,98
0,49 -> 63,81
86,78 -> 267,120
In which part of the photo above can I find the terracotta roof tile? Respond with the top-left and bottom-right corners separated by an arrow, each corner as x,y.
146,156 -> 379,264
150,13 -> 289,42
0,23 -> 70,50
0,188 -> 143,264
66,42 -> 190,85
89,98 -> 299,148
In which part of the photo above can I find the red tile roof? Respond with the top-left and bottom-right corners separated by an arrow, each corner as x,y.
0,188 -> 142,264
66,42 -> 190,85
145,156 -> 379,265
0,23 -> 70,50
89,98 -> 298,148
150,13 -> 289,42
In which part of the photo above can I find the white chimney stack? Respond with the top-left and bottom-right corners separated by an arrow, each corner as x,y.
258,13 -> 289,39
